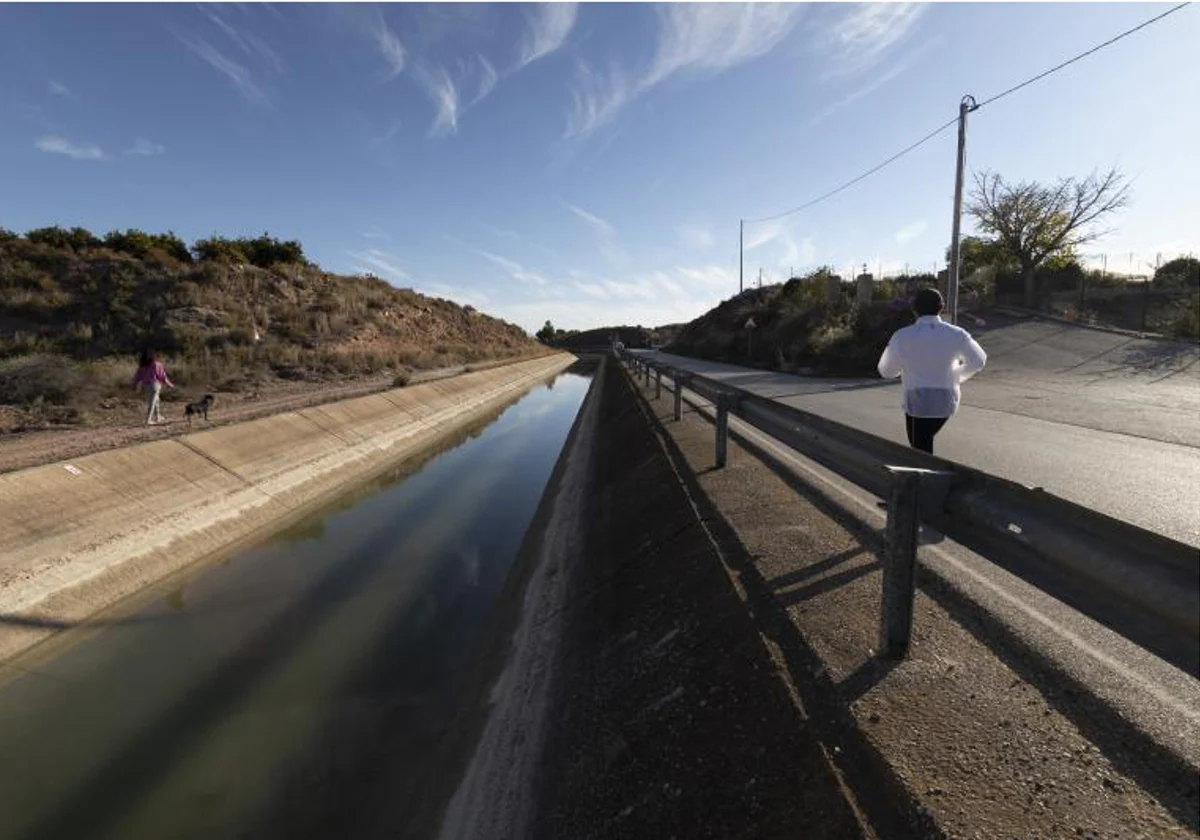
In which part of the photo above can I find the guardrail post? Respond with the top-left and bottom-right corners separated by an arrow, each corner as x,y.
673,374 -> 683,421
655,369 -> 662,400
880,469 -> 921,659
715,394 -> 729,468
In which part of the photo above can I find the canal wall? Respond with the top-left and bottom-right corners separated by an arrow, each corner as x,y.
440,355 -> 874,839
0,353 -> 574,664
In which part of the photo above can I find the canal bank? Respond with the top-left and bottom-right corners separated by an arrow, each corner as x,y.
0,353 -> 573,665
442,355 -> 878,839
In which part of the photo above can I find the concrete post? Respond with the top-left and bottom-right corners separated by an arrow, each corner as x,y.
857,274 -> 874,306
879,471 -> 921,659
673,374 -> 683,421
715,395 -> 729,468
655,369 -> 662,400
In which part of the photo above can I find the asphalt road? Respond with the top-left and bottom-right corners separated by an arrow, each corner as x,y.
643,311 -> 1200,547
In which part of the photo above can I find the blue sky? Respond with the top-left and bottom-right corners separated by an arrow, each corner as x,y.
1,2 -> 1197,331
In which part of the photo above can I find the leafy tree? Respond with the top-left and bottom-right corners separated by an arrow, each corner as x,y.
193,233 -> 305,268
1154,256 -> 1200,289
105,229 -> 192,263
966,168 -> 1130,307
26,225 -> 100,251
536,320 -> 556,343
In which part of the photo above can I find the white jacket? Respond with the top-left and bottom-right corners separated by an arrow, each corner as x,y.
877,315 -> 987,418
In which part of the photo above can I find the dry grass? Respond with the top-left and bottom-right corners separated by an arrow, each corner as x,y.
0,235 -> 538,429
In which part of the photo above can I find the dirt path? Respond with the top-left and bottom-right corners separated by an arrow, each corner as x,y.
0,354 -> 553,476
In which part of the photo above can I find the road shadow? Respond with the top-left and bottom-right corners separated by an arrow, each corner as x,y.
642,405 -> 943,839
711,402 -> 1200,835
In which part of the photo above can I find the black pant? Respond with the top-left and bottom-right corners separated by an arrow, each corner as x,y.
905,415 -> 947,454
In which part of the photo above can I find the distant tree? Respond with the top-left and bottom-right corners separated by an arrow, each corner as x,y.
192,235 -> 247,265
103,229 -> 192,263
26,225 -> 100,251
966,168 -> 1130,307
536,320 -> 556,344
1154,256 -> 1200,289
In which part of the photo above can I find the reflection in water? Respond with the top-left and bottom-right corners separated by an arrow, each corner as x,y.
0,371 -> 592,840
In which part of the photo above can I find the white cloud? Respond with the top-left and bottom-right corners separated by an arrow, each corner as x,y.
349,248 -> 411,282
472,55 -> 498,105
644,3 -> 802,88
49,80 -> 70,97
895,219 -> 928,244
369,8 -> 406,79
519,3 -> 578,68
564,60 -> 633,140
676,225 -> 714,251
465,246 -> 549,289
566,203 -> 616,237
176,33 -> 268,105
417,65 -> 460,137
566,4 -> 801,139
35,135 -> 106,161
362,226 -> 392,241
575,282 -> 610,299
206,11 -> 285,74
821,3 -> 927,75
125,138 -> 165,156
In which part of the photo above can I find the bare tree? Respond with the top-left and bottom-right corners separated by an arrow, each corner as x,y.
966,168 -> 1130,307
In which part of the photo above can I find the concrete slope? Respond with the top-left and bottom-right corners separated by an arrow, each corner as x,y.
0,354 -> 574,664
646,313 -> 1200,546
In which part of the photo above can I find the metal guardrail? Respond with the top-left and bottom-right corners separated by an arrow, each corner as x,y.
620,350 -> 1200,675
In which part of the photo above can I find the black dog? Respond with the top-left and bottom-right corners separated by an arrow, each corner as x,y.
185,394 -> 215,425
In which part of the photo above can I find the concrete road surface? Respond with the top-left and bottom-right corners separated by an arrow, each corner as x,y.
643,311 -> 1200,547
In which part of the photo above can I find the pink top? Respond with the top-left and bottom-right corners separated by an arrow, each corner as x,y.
133,361 -> 173,388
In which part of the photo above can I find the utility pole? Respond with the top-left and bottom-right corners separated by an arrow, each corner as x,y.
946,95 -> 978,326
757,267 -> 762,289
739,219 -> 744,294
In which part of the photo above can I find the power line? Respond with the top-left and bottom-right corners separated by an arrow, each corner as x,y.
743,116 -> 958,225
975,2 -> 1190,109
742,1 -> 1190,228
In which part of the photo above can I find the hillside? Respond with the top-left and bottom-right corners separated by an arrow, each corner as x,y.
667,273 -> 915,377
0,227 -> 539,434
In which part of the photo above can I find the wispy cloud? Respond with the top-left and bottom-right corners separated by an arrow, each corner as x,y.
349,248 -> 410,282
475,249 -> 549,286
125,138 -> 165,157
206,10 -> 285,74
176,32 -> 268,105
416,65 -> 460,137
449,236 -> 550,286
895,219 -> 928,244
676,225 -> 714,251
35,135 -> 106,161
644,3 -> 802,87
49,80 -> 70,97
368,7 -> 406,79
566,203 -> 616,237
820,3 -> 928,76
564,60 -> 633,140
362,226 -> 392,241
471,55 -> 497,105
566,4 -> 802,139
518,3 -> 578,68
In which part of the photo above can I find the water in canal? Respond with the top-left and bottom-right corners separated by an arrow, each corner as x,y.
0,370 -> 592,840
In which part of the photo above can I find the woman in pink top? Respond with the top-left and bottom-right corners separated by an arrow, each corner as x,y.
132,349 -> 174,425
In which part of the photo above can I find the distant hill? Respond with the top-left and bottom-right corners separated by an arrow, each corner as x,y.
552,323 -> 687,351
667,273 -> 915,377
0,226 -> 538,427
